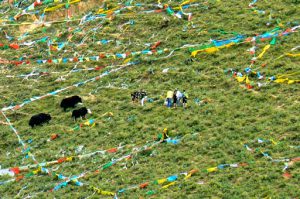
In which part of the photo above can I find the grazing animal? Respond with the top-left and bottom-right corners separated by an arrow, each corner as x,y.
60,95 -> 82,111
131,91 -> 139,102
72,107 -> 91,121
29,113 -> 51,128
131,91 -> 147,103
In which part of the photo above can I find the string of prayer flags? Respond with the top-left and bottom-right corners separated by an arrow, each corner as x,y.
281,157 -> 300,179
83,168 -> 198,197
269,72 -> 300,84
243,137 -> 299,179
0,43 -> 19,50
226,67 -> 300,89
117,169 -> 197,196
101,112 -> 114,117
248,0 -> 265,14
1,111 -> 39,164
285,53 -> 300,57
1,61 -> 138,112
69,119 -> 96,132
90,186 -> 115,196
51,135 -> 188,192
9,47 -> 169,66
0,36 -> 49,51
224,68 -> 264,89
117,162 -> 246,197
275,51 -> 300,61
0,143 -> 127,179
205,163 -> 248,173
3,131 -> 189,186
44,0 -> 81,12
52,173 -> 83,191
190,26 -> 300,57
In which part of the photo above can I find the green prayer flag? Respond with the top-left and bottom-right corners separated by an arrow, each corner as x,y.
270,37 -> 276,45
102,162 -> 114,170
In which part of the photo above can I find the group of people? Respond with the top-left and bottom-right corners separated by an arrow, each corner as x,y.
166,89 -> 188,108
130,89 -> 188,108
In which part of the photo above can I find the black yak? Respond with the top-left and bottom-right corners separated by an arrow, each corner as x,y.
72,107 -> 91,121
29,113 -> 51,128
60,95 -> 82,111
131,91 -> 139,102
131,91 -> 147,102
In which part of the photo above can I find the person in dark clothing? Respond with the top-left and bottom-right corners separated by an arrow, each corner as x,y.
131,91 -> 138,103
182,90 -> 188,108
173,89 -> 178,108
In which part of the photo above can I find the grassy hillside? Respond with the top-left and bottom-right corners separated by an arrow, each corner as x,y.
0,0 -> 299,198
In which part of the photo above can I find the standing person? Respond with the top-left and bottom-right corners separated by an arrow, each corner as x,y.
176,89 -> 183,106
140,90 -> 147,106
166,90 -> 173,108
173,89 -> 178,108
182,90 -> 188,108
131,92 -> 137,103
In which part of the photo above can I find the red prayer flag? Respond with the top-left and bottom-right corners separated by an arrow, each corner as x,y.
16,175 -> 24,181
9,44 -> 19,49
292,157 -> 300,162
107,148 -> 117,153
57,157 -> 67,163
10,167 -> 20,174
139,182 -> 149,189
282,172 -> 292,179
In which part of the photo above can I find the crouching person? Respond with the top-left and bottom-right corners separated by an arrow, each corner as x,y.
140,90 -> 147,106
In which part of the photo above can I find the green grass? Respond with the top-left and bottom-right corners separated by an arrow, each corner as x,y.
0,0 -> 299,198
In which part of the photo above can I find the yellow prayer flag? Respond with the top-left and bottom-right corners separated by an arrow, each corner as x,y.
236,76 -> 246,83
205,47 -> 219,53
207,167 -> 218,172
274,78 -> 288,83
66,157 -> 73,161
184,173 -> 192,180
257,44 -> 270,59
157,178 -> 167,184
285,53 -> 300,57
223,43 -> 235,48
270,139 -> 277,145
124,58 -> 132,64
246,76 -> 250,84
191,50 -> 200,57
44,0 -> 81,12
32,167 -> 40,174
162,182 -> 176,189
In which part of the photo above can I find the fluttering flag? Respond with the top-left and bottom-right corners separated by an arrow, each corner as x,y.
257,44 -> 270,59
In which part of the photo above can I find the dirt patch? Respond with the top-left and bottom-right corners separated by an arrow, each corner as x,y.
19,0 -> 100,33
